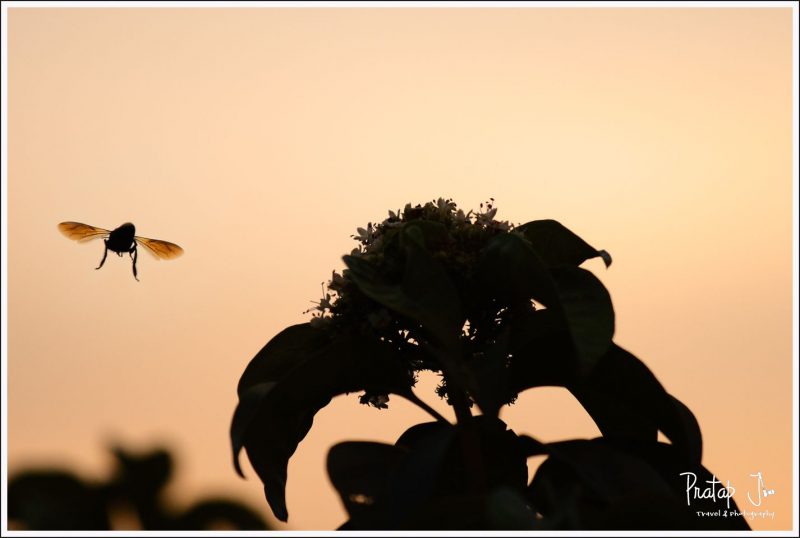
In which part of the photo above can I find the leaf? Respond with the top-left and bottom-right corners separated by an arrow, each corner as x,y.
517,219 -> 612,268
237,324 -> 331,396
477,235 -> 614,374
335,419 -> 542,530
510,339 -> 702,467
661,394 -> 703,466
485,487 -> 540,529
230,330 -> 412,522
343,228 -> 462,349
395,494 -> 490,529
477,233 -> 558,307
533,439 -> 674,502
568,344 -> 702,465
327,442 -> 405,520
389,421 -> 457,522
334,421 -> 459,530
624,442 -> 749,530
233,382 -> 327,522
551,267 -> 615,373
394,417 -> 531,503
230,383 -> 275,478
507,309 -> 578,390
528,439 -> 749,530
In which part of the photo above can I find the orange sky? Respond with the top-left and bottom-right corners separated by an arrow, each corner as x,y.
4,6 -> 796,531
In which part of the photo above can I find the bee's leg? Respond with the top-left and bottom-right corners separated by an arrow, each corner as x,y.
95,241 -> 109,270
130,245 -> 139,281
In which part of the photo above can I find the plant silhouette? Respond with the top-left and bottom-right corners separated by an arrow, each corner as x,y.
230,199 -> 750,530
9,445 -> 269,530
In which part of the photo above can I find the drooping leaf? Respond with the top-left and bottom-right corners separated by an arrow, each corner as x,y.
232,381 -> 328,522
509,338 -> 702,467
230,330 -> 412,522
517,219 -> 612,268
551,266 -> 615,373
230,383 -> 275,478
568,344 -> 702,465
532,439 -> 673,502
623,441 -> 749,529
661,394 -> 703,465
237,324 -> 331,396
528,439 -> 748,530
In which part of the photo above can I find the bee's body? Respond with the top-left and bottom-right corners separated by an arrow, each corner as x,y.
98,222 -> 139,279
58,221 -> 183,281
105,222 -> 137,254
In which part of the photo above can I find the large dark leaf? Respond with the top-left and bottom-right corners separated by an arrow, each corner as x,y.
528,439 -> 749,530
343,227 -> 462,349
509,338 -> 702,466
517,219 -> 612,268
485,487 -> 540,529
477,233 -> 558,307
334,422 -> 456,530
230,328 -> 412,522
401,418 -> 539,529
394,417 -> 530,505
568,344 -> 702,465
237,324 -> 331,396
551,266 -> 615,372
477,235 -> 614,375
327,441 -> 406,523
508,309 -> 578,390
388,421 -> 458,525
532,439 -> 673,503
337,418 -> 537,530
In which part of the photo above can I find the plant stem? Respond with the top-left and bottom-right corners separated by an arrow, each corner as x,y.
421,341 -> 486,494
398,390 -> 450,424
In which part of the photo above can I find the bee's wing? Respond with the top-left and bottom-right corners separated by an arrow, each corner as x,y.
58,221 -> 110,242
135,236 -> 184,260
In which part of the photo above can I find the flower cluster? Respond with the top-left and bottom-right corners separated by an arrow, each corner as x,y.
347,198 -> 511,258
306,198 -> 518,408
307,198 -> 512,319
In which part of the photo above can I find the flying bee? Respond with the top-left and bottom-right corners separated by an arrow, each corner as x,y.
58,221 -> 183,281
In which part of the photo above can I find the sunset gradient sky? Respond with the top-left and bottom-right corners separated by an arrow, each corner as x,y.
4,6 -> 796,530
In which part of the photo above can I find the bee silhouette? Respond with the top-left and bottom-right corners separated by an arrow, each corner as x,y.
58,221 -> 183,281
